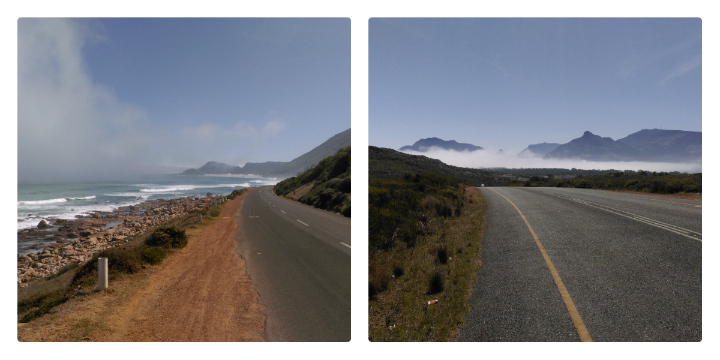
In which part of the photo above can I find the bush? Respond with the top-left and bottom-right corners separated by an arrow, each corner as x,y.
437,247 -> 449,265
228,188 -> 247,200
146,225 -> 188,249
98,247 -> 143,276
141,246 -> 167,265
71,247 -> 143,287
18,288 -> 71,323
427,271 -> 444,295
341,203 -> 351,217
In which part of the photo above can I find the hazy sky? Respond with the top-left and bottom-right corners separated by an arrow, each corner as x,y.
18,18 -> 350,182
369,18 -> 702,155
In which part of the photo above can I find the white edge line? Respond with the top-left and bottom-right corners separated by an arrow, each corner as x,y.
340,242 -> 351,249
297,220 -> 309,227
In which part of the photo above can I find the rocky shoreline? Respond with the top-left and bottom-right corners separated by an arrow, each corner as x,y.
17,194 -> 228,287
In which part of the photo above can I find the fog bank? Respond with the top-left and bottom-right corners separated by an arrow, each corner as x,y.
403,147 -> 702,174
18,19 -> 155,183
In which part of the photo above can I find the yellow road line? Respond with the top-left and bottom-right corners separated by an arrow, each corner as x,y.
488,188 -> 593,342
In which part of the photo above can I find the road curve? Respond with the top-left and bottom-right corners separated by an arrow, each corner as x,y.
234,186 -> 351,341
458,187 -> 701,342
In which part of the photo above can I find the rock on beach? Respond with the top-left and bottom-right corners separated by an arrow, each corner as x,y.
17,195 -> 227,286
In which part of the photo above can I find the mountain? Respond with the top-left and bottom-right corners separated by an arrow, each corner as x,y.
617,129 -> 701,162
181,128 -> 351,178
399,137 -> 483,152
543,131 -> 641,161
369,146 -> 518,186
518,142 -> 562,157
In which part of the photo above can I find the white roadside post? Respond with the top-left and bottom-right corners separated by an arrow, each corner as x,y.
98,257 -> 108,291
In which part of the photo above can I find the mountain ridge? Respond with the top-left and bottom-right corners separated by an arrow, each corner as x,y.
181,128 -> 350,178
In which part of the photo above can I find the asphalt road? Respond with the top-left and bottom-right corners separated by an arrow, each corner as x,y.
234,186 -> 351,341
457,187 -> 701,342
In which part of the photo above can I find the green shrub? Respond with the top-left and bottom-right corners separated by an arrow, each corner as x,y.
437,247 -> 448,265
98,247 -> 142,276
341,203 -> 351,217
427,271 -> 444,295
18,288 -> 71,323
141,246 -> 167,265
228,188 -> 247,200
146,225 -> 188,249
71,247 -> 143,288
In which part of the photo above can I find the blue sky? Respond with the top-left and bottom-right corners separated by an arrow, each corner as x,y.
369,18 -> 702,154
18,18 -> 349,181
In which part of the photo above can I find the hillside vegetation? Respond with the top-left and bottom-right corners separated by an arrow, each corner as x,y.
370,146 -> 518,186
519,170 -> 701,196
369,173 -> 486,341
274,147 -> 351,217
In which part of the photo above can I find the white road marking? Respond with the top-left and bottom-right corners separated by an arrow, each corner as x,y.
281,210 -> 286,214
297,220 -> 309,227
552,193 -> 702,241
340,242 -> 351,249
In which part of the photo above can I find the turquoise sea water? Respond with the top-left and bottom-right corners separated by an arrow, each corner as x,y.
17,174 -> 276,231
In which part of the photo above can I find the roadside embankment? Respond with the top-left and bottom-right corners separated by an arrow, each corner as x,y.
18,189 -> 265,341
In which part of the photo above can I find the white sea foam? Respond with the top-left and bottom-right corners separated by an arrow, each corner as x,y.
250,179 -> 278,186
105,193 -> 152,199
17,198 -> 67,206
139,183 -> 251,193
68,195 -> 96,200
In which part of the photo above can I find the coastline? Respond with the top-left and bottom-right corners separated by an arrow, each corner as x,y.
17,194 -> 226,287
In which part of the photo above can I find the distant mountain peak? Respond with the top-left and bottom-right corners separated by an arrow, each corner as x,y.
399,137 -> 483,152
544,131 -> 639,161
180,128 -> 350,178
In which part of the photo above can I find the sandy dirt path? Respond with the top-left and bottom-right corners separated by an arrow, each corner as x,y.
18,190 -> 265,342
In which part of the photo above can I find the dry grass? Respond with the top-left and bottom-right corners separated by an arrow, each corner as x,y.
369,187 -> 487,341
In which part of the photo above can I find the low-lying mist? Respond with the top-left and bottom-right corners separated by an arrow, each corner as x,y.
402,148 -> 702,174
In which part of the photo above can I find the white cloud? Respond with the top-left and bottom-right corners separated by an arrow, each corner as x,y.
262,119 -> 286,135
657,55 -> 701,87
180,123 -> 220,142
231,117 -> 286,138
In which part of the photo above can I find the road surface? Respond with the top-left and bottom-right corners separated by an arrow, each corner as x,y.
458,187 -> 701,342
234,186 -> 351,341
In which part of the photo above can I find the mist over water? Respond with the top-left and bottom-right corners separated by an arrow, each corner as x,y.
402,148 -> 702,173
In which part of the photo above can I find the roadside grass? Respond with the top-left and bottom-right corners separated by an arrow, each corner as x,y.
369,185 -> 487,341
68,317 -> 112,342
17,199 -> 227,323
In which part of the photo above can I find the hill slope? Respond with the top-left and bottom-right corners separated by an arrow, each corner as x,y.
369,146 -> 517,186
273,147 -> 351,216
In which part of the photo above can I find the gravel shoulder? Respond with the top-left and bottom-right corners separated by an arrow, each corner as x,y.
17,190 -> 266,342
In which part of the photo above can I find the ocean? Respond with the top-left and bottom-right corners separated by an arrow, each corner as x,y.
17,174 -> 277,231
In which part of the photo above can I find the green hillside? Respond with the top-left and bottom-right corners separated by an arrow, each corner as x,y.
274,147 -> 351,217
369,146 -> 518,186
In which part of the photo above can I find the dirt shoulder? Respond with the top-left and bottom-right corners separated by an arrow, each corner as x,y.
17,189 -> 265,342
